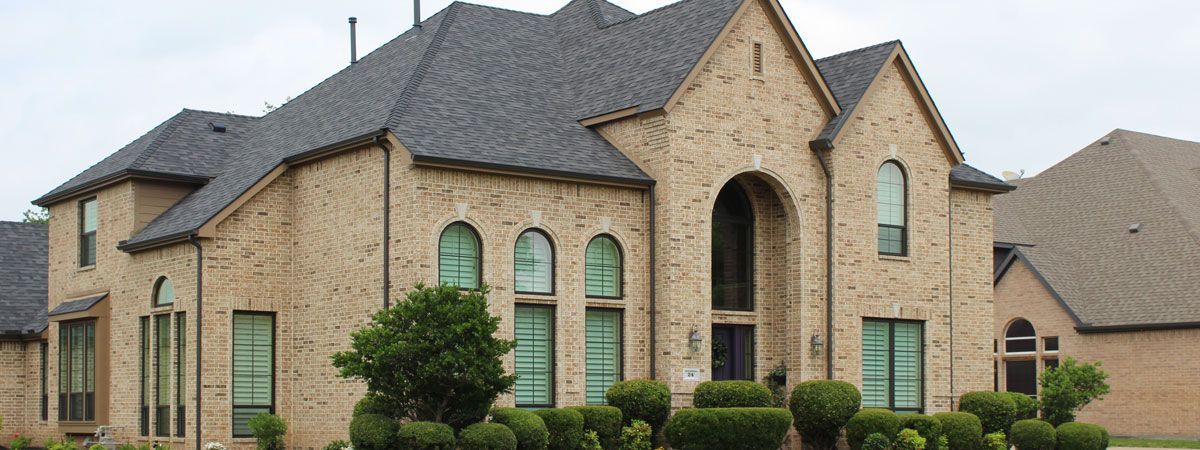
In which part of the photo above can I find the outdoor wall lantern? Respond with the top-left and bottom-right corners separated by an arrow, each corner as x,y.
810,333 -> 824,356
689,328 -> 703,353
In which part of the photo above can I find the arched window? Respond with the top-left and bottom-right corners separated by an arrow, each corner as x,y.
712,182 -> 753,311
1005,319 -> 1036,354
514,229 -> 554,294
877,161 -> 907,256
1003,319 -> 1038,398
153,277 -> 174,307
439,222 -> 481,289
585,235 -> 622,298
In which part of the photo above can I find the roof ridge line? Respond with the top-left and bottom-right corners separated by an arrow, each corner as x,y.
816,39 -> 900,62
181,107 -> 260,120
384,2 -> 462,130
459,0 -> 549,17
600,0 -> 709,28
130,109 -> 189,171
585,0 -> 611,28
1122,133 -> 1200,249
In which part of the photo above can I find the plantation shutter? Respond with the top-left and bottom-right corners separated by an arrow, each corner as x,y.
514,231 -> 553,294
585,310 -> 621,405
439,223 -> 480,289
862,320 -> 891,408
155,314 -> 171,436
514,305 -> 554,407
893,322 -> 922,410
176,313 -> 187,437
585,237 -> 621,297
140,317 -> 150,435
232,313 -> 274,437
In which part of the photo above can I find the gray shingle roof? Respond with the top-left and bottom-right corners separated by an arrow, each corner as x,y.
813,40 -> 899,142
994,129 -> 1200,328
0,221 -> 48,336
950,164 -> 1014,191
47,293 -> 108,317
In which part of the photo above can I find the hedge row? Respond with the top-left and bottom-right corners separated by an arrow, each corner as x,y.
665,407 -> 792,450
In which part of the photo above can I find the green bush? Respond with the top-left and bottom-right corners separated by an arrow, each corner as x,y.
959,392 -> 1017,434
1097,425 -> 1109,450
863,433 -> 892,450
932,412 -> 982,450
983,432 -> 1008,450
895,428 -> 927,450
580,431 -> 602,450
1010,419 -> 1056,450
664,407 -> 793,450
847,409 -> 902,450
1040,358 -> 1110,426
1003,392 -> 1038,420
534,408 -> 585,450
398,421 -> 456,450
900,414 -> 943,448
566,406 -> 622,450
10,435 -> 31,450
620,420 -> 653,450
788,380 -> 862,450
692,380 -> 773,408
349,413 -> 399,450
605,380 -> 671,432
323,440 -> 351,450
354,392 -> 396,418
459,422 -> 519,450
491,408 -> 549,450
247,412 -> 287,450
1055,423 -> 1104,450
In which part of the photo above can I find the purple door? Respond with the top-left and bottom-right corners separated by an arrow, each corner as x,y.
712,325 -> 755,381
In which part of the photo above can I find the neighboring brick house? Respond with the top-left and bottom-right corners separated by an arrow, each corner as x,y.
11,0 -> 1011,448
993,130 -> 1200,438
0,222 -> 49,440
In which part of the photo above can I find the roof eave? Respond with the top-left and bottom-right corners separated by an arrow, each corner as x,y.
33,169 -> 210,207
117,230 -> 195,253
1076,321 -> 1200,334
950,179 -> 1017,193
410,154 -> 655,188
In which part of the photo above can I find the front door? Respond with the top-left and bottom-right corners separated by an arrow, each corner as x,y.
711,325 -> 754,381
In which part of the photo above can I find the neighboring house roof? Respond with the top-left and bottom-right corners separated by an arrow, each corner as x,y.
0,221 -> 48,338
994,129 -> 1200,331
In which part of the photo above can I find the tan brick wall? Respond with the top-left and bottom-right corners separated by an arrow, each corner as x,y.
0,341 -> 30,433
995,258 -> 1200,438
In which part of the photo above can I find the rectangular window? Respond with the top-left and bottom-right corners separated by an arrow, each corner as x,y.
232,312 -> 274,437
176,313 -> 186,437
79,198 -> 97,267
514,305 -> 554,408
41,342 -> 48,421
1043,336 -> 1059,353
585,309 -> 622,405
155,315 -> 171,437
1005,360 -> 1037,397
862,319 -> 923,412
140,317 -> 150,435
58,320 -> 96,422
1044,358 -> 1059,371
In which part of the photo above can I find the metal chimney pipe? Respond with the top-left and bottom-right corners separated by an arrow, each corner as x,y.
414,1 -> 421,28
348,17 -> 358,63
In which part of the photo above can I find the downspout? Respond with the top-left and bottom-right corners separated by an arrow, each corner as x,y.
947,188 -> 955,408
375,136 -> 391,309
811,148 -> 835,379
188,235 -> 204,450
648,184 -> 657,380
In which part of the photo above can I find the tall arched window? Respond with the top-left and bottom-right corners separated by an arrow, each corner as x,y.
1003,319 -> 1038,398
514,229 -> 554,294
585,235 -> 622,298
439,222 -> 481,289
153,277 -> 174,307
877,161 -> 907,256
712,182 -> 753,311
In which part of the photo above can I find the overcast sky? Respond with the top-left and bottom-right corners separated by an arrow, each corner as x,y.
2,0 -> 1198,221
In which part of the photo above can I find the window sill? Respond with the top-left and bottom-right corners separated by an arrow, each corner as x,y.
77,265 -> 96,273
878,254 -> 911,262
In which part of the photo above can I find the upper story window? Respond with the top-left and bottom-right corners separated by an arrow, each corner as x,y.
585,235 -> 622,298
712,182 -> 753,311
153,277 -> 174,307
514,229 -> 554,295
79,198 -> 97,267
439,222 -> 481,290
877,162 -> 907,256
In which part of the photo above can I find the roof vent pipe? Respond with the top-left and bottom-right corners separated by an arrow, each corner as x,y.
349,17 -> 358,63
414,1 -> 422,28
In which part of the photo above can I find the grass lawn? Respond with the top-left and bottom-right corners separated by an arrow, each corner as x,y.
1110,438 -> 1200,449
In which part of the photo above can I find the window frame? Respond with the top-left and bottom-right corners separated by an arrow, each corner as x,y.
40,341 -> 48,421
78,197 -> 97,267
514,304 -> 556,408
584,308 -> 624,405
438,222 -> 483,290
862,318 -> 925,413
176,312 -> 186,437
585,235 -> 624,299
712,181 -> 755,312
513,228 -> 556,296
154,314 -> 172,437
139,316 -> 150,435
1004,319 -> 1037,356
876,161 -> 908,257
1042,336 -> 1059,353
58,319 -> 97,423
231,311 -> 276,438
153,276 -> 175,308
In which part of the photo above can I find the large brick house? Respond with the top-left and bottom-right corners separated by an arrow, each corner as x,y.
993,130 -> 1200,438
7,0 -> 1012,448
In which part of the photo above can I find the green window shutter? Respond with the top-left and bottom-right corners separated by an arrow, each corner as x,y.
439,223 -> 480,289
892,322 -> 922,410
514,305 -> 554,407
585,237 -> 621,297
862,320 -> 891,408
515,231 -> 553,294
585,310 -> 621,405
232,313 -> 274,437
176,313 -> 186,437
155,315 -> 171,436
140,317 -> 150,435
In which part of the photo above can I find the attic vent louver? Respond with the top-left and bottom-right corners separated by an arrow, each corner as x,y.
209,122 -> 227,133
752,42 -> 764,75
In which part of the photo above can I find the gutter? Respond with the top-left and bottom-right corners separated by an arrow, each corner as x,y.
34,169 -> 210,207
1076,321 -> 1200,334
375,136 -> 392,309
188,235 -> 204,450
809,143 -> 835,379
648,184 -> 657,380
949,180 -> 1016,193
947,186 -> 955,407
409,154 -> 655,188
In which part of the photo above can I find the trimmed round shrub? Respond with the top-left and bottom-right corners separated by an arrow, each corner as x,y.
566,406 -> 622,450
863,433 -> 892,450
846,409 -> 902,450
692,380 -> 773,408
959,392 -> 1017,434
788,380 -> 862,450
348,413 -> 399,450
1055,423 -> 1104,450
899,414 -> 943,446
459,423 -> 519,450
933,412 -> 982,450
397,421 -> 455,450
1098,425 -> 1110,450
1010,419 -> 1056,450
664,407 -> 792,450
605,380 -> 671,432
491,408 -> 549,450
353,392 -> 394,418
533,408 -> 585,450
1003,392 -> 1039,420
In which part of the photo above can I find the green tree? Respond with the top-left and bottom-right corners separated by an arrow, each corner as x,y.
21,208 -> 48,224
1038,357 -> 1110,426
332,283 -> 516,429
